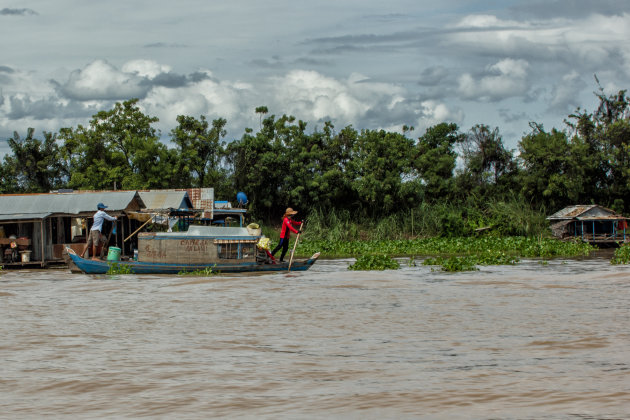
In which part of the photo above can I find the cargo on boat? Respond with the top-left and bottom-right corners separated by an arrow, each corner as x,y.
66,225 -> 319,274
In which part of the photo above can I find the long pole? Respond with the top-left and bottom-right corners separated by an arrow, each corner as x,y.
287,223 -> 303,272
124,215 -> 154,243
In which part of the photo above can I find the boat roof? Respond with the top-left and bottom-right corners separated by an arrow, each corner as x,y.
140,225 -> 259,240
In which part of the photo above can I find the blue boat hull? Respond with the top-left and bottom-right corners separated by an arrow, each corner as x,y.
66,248 -> 319,275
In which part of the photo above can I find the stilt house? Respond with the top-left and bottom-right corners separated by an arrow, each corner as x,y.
547,204 -> 629,245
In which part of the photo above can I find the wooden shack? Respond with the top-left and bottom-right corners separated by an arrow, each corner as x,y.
547,204 -> 629,245
0,191 -> 144,267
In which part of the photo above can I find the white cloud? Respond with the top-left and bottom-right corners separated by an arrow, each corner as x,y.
458,59 -> 530,101
268,70 -> 406,124
454,14 -> 527,29
548,71 -> 586,112
60,60 -> 149,100
448,13 -> 630,72
122,60 -> 172,79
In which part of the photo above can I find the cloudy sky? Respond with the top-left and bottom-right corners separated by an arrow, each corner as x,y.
1,0 -> 629,156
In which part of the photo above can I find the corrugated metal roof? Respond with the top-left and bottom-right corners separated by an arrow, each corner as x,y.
138,190 -> 192,211
547,204 -> 626,220
0,212 -> 52,221
0,191 -> 144,221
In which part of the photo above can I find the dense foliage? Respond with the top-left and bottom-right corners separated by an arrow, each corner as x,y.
2,81 -> 629,231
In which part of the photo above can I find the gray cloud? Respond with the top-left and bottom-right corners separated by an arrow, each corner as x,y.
510,0 -> 630,19
499,108 -> 530,124
418,66 -> 449,86
0,8 -> 37,16
142,72 -> 189,88
55,60 -> 214,101
7,95 -> 96,120
249,57 -> 285,69
143,42 -> 188,49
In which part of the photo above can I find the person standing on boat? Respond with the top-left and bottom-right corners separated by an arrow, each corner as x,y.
271,207 -> 302,262
81,202 -> 117,260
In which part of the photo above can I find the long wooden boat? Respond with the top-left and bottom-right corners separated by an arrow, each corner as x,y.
66,225 -> 320,274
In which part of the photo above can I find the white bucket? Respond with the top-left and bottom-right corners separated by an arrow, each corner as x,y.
20,250 -> 32,262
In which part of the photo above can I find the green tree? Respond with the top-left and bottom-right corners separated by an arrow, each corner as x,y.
346,129 -> 416,217
2,128 -> 66,192
457,124 -> 516,198
413,123 -> 463,201
564,82 -> 630,210
58,99 -> 175,190
226,112 -> 287,221
170,115 -> 229,192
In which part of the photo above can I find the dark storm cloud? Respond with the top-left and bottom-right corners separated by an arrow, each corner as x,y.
510,0 -> 630,19
0,8 -> 37,16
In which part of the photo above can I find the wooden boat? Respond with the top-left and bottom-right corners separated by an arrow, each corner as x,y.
66,225 -> 320,274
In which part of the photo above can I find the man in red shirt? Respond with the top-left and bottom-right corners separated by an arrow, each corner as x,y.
271,207 -> 302,262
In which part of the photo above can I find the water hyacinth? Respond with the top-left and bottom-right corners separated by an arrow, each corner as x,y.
297,236 -> 593,259
611,245 -> 630,265
348,255 -> 399,271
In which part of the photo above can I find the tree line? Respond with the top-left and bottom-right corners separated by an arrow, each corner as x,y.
1,84 -> 629,227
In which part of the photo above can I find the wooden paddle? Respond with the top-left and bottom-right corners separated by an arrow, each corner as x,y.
287,222 -> 304,272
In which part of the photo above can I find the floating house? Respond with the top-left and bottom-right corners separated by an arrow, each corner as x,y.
0,188 -> 249,268
0,191 -> 145,267
547,204 -> 629,245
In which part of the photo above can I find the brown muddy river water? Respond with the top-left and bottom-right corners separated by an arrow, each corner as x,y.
1,254 -> 629,419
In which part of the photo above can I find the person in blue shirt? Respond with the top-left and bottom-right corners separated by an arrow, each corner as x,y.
81,203 -> 117,260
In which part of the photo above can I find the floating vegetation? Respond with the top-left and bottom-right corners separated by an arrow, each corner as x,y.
348,255 -> 399,271
611,245 -> 630,265
178,265 -> 217,276
298,236 -> 593,259
107,262 -> 133,275
423,256 -> 479,272
423,251 -> 519,272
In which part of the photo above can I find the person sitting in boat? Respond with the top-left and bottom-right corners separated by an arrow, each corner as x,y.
81,202 -> 117,260
271,207 -> 302,262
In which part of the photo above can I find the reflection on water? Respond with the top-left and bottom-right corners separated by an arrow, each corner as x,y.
1,256 -> 629,419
